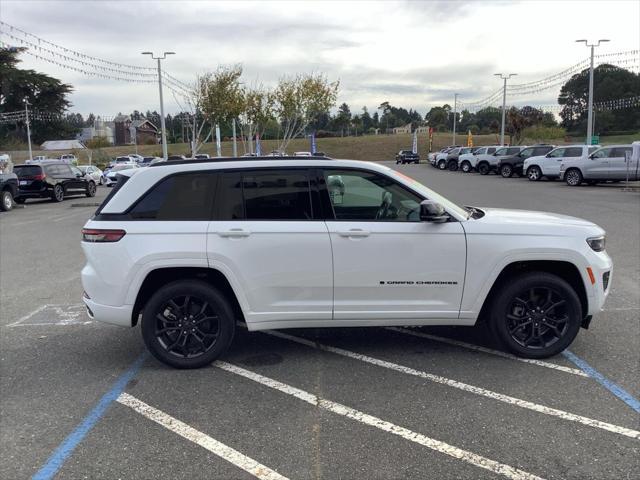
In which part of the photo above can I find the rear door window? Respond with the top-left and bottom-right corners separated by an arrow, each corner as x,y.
506,148 -> 521,155
592,148 -> 613,158
242,170 -> 312,220
129,173 -> 217,220
564,147 -> 583,157
487,148 -> 497,154
547,148 -> 566,158
612,147 -> 632,157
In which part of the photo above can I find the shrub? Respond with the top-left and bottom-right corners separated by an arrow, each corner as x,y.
523,125 -> 566,142
85,136 -> 111,149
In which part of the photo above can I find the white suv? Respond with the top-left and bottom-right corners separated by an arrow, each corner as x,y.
523,145 -> 599,181
458,146 -> 500,173
81,157 -> 612,368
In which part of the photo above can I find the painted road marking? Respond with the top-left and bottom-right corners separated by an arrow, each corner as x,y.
32,353 -> 148,480
388,327 -> 587,377
563,350 -> 640,414
267,331 -> 640,440
215,361 -> 544,480
117,393 -> 289,480
6,304 -> 91,327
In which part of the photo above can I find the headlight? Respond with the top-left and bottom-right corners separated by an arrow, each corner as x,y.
587,235 -> 606,252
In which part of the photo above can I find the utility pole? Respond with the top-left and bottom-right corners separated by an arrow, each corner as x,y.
232,119 -> 238,157
576,39 -> 609,145
452,93 -> 459,145
494,73 -> 517,146
24,98 -> 33,161
142,51 -> 175,160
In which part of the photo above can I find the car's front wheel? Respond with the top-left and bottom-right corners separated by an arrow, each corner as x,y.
86,181 -> 96,197
51,184 -> 64,202
437,160 -> 447,170
141,280 -> 235,369
448,160 -> 458,171
489,272 -> 582,358
460,161 -> 472,173
565,168 -> 583,186
478,163 -> 490,175
527,166 -> 542,181
0,190 -> 13,211
500,164 -> 513,178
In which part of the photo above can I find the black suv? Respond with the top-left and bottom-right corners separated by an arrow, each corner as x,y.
497,145 -> 555,178
395,150 -> 420,164
14,162 -> 97,203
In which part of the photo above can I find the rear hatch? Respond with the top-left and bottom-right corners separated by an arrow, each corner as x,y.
14,165 -> 46,192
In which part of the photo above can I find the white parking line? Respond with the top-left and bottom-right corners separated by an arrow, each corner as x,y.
5,304 -> 48,327
266,331 -> 640,440
387,327 -> 588,377
117,393 -> 289,480
215,361 -> 544,480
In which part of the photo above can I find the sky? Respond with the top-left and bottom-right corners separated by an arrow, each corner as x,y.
1,0 -> 639,117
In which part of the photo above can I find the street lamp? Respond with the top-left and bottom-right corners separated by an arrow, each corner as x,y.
142,51 -> 175,160
452,93 -> 459,145
576,39 -> 609,145
23,98 -> 33,161
494,73 -> 517,146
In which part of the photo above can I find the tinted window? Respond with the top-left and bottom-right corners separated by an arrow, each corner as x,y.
130,173 -> 216,220
322,169 -> 422,222
474,148 -> 486,154
533,147 -> 553,156
217,172 -> 244,220
564,147 -> 583,157
592,148 -> 613,159
14,165 -> 42,177
506,148 -> 521,155
70,166 -> 83,176
548,148 -> 566,158
519,148 -> 535,158
613,147 -> 632,157
494,148 -> 508,155
588,147 -> 599,154
243,170 -> 312,220
45,165 -> 69,177
487,148 -> 497,154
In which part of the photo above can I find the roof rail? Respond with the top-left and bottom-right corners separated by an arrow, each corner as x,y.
149,155 -> 334,167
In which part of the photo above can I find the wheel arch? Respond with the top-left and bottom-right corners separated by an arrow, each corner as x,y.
478,260 -> 588,324
132,267 -> 245,327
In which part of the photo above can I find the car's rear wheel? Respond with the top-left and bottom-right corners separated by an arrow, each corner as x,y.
448,160 -> 458,171
478,163 -> 489,175
565,168 -> 583,186
86,181 -> 96,197
141,280 -> 235,369
526,166 -> 541,181
500,164 -> 513,178
461,161 -> 472,173
437,160 -> 447,170
0,190 -> 13,211
489,272 -> 582,358
51,184 -> 64,202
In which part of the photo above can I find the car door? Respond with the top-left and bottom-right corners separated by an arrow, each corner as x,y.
69,165 -> 87,191
207,168 -> 333,327
608,147 -> 633,180
586,147 -> 613,179
321,167 -> 466,321
541,148 -> 565,176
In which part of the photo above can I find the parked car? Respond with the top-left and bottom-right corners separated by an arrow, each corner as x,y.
458,146 -> 500,173
445,147 -> 478,171
523,145 -> 599,182
194,154 -> 211,160
430,146 -> 460,166
139,156 -> 160,166
33,155 -> 48,162
497,145 -> 555,178
168,155 -> 187,161
149,157 -> 166,166
560,144 -> 637,186
59,154 -> 77,164
476,146 -> 526,175
115,156 -> 136,164
396,150 -> 420,164
81,157 -> 611,368
104,163 -> 139,187
0,171 -> 18,211
128,154 -> 145,163
78,165 -> 104,185
13,162 -> 96,202
294,151 -> 313,157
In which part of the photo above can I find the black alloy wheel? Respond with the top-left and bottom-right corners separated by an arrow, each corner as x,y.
490,272 -> 581,358
142,280 -> 235,368
448,160 -> 458,171
478,163 -> 489,175
51,184 -> 64,202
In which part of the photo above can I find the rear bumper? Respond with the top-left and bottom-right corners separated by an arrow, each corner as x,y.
83,297 -> 134,327
16,188 -> 49,199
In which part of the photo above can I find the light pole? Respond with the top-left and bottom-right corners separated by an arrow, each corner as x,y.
24,98 -> 33,161
142,51 -> 175,160
452,93 -> 459,145
494,73 -> 517,146
576,39 -> 609,145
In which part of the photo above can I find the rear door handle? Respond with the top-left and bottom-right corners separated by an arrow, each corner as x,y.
338,229 -> 370,238
218,228 -> 251,238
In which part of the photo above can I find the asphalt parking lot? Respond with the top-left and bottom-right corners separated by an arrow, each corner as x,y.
1,165 -> 638,480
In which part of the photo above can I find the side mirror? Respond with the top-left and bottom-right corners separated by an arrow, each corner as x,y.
75,172 -> 83,178
420,200 -> 448,223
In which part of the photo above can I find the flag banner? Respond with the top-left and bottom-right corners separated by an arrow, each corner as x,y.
412,130 -> 418,154
428,127 -> 434,153
310,132 -> 317,154
467,130 -> 473,147
255,133 -> 262,156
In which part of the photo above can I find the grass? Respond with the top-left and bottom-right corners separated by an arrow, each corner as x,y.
4,131 -> 638,167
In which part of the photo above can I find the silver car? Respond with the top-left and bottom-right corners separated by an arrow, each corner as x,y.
560,144 -> 637,186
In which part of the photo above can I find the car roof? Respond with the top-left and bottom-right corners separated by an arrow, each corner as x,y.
150,155 -> 333,167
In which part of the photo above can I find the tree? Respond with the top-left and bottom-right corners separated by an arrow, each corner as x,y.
559,64 -> 640,134
361,107 -> 373,132
425,105 -> 451,130
238,85 -> 274,153
0,47 -> 75,145
335,102 -> 351,136
272,73 -> 339,151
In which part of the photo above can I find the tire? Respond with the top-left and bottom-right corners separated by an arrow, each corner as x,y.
15,197 -> 26,204
437,160 -> 447,170
448,160 -> 458,171
0,190 -> 13,211
527,166 -> 542,181
500,164 -> 513,178
141,280 -> 236,369
86,181 -> 96,197
489,272 -> 582,358
461,161 -> 472,173
51,184 -> 64,202
565,168 -> 583,186
478,163 -> 490,175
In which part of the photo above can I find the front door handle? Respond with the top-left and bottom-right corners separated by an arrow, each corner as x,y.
338,229 -> 370,238
218,228 -> 251,238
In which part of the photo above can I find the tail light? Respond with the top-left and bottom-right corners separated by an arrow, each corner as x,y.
81,228 -> 126,242
33,173 -> 46,180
